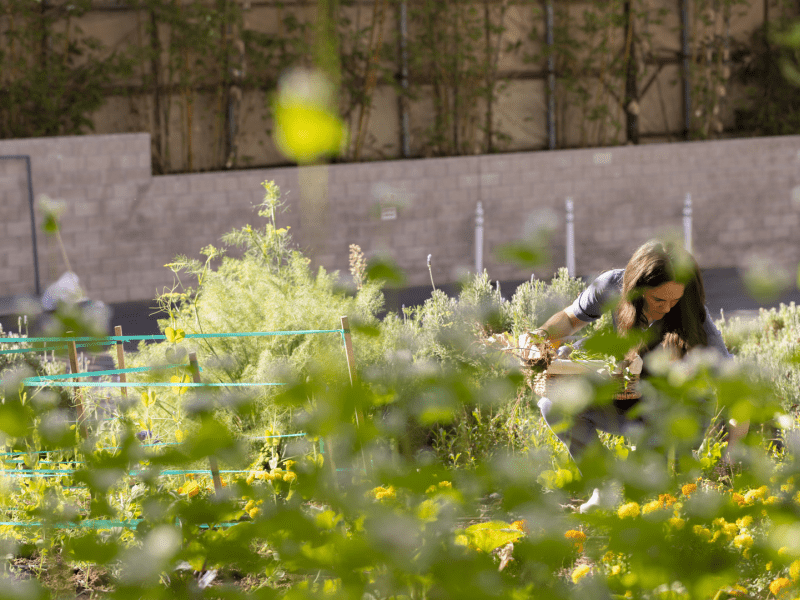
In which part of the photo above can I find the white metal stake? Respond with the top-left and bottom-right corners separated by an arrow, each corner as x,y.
683,193 -> 693,253
475,201 -> 484,274
565,197 -> 576,277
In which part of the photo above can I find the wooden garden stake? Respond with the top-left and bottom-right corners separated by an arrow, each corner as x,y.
114,326 -> 128,399
67,339 -> 88,438
188,352 -> 223,496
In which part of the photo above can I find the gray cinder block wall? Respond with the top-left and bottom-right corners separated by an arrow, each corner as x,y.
1,133 -> 799,305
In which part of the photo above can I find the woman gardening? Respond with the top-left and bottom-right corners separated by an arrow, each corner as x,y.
534,239 -> 747,471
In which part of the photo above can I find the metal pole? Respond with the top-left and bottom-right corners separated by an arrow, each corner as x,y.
475,201 -> 484,274
545,0 -> 556,150
398,0 -> 411,158
683,193 -> 692,253
565,197 -> 575,277
1,155 -> 41,296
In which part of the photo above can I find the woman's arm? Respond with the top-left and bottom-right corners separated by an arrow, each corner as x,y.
536,307 -> 590,340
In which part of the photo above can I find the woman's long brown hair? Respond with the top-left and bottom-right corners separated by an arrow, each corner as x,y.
615,240 -> 708,360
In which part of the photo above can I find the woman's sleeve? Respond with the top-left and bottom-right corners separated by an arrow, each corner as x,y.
568,269 -> 623,323
703,307 -> 733,359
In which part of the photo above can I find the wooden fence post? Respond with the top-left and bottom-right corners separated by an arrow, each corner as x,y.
67,338 -> 88,439
188,352 -> 223,496
114,326 -> 128,400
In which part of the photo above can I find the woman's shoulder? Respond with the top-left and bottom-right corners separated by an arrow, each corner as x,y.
588,268 -> 625,292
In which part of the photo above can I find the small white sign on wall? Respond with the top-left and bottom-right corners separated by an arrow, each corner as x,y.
381,206 -> 397,220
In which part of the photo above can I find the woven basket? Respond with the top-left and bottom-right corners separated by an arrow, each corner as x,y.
522,356 -> 641,402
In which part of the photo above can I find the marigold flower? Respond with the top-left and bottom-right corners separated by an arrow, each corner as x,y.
283,472 -> 297,483
732,493 -> 746,506
248,507 -> 260,519
668,517 -> 685,530
733,534 -> 753,550
736,515 -> 754,530
571,564 -> 591,584
372,485 -> 396,501
659,493 -> 677,508
744,486 -> 768,504
565,529 -> 587,543
766,495 -> 780,505
723,523 -> 738,539
725,584 -> 748,597
610,565 -> 621,576
512,520 -> 529,534
642,500 -> 661,515
790,559 -> 800,581
564,529 -> 585,551
681,483 -> 697,496
617,502 -> 640,519
769,577 -> 793,597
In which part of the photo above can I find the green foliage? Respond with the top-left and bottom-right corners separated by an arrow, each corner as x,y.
3,180 -> 800,600
716,303 -> 800,411
739,13 -> 800,136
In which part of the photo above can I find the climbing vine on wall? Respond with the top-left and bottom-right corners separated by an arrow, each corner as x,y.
0,0 -> 130,139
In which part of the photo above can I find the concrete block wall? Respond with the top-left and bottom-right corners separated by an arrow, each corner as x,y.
1,132 -> 799,305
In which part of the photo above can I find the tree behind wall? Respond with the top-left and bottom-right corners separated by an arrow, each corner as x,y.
0,0 -> 129,139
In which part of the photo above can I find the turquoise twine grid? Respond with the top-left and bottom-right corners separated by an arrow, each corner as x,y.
0,327 -> 343,527
0,519 -> 240,529
20,364 -> 286,388
0,340 -> 117,355
0,433 -> 310,458
0,329 -> 344,345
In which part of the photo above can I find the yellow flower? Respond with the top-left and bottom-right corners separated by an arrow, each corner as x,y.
767,562 -> 773,571
372,486 -> 396,501
681,483 -> 697,496
617,502 -> 641,519
733,534 -> 753,550
248,507 -> 260,519
283,472 -> 297,483
744,486 -> 768,504
642,500 -> 661,515
610,565 -> 622,576
244,500 -> 255,512
693,525 -> 712,540
571,564 -> 591,584
769,577 -> 793,597
736,516 -> 754,530
668,517 -> 685,530
766,496 -> 780,505
565,529 -> 586,552
512,520 -> 529,534
732,493 -> 746,506
721,523 -> 738,539
724,584 -> 748,597
790,559 -> 800,581
659,493 -> 677,508
565,529 -> 587,543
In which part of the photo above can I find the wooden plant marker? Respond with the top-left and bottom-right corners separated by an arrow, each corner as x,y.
340,316 -> 369,475
114,326 -> 128,400
188,352 -> 223,496
67,339 -> 88,439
